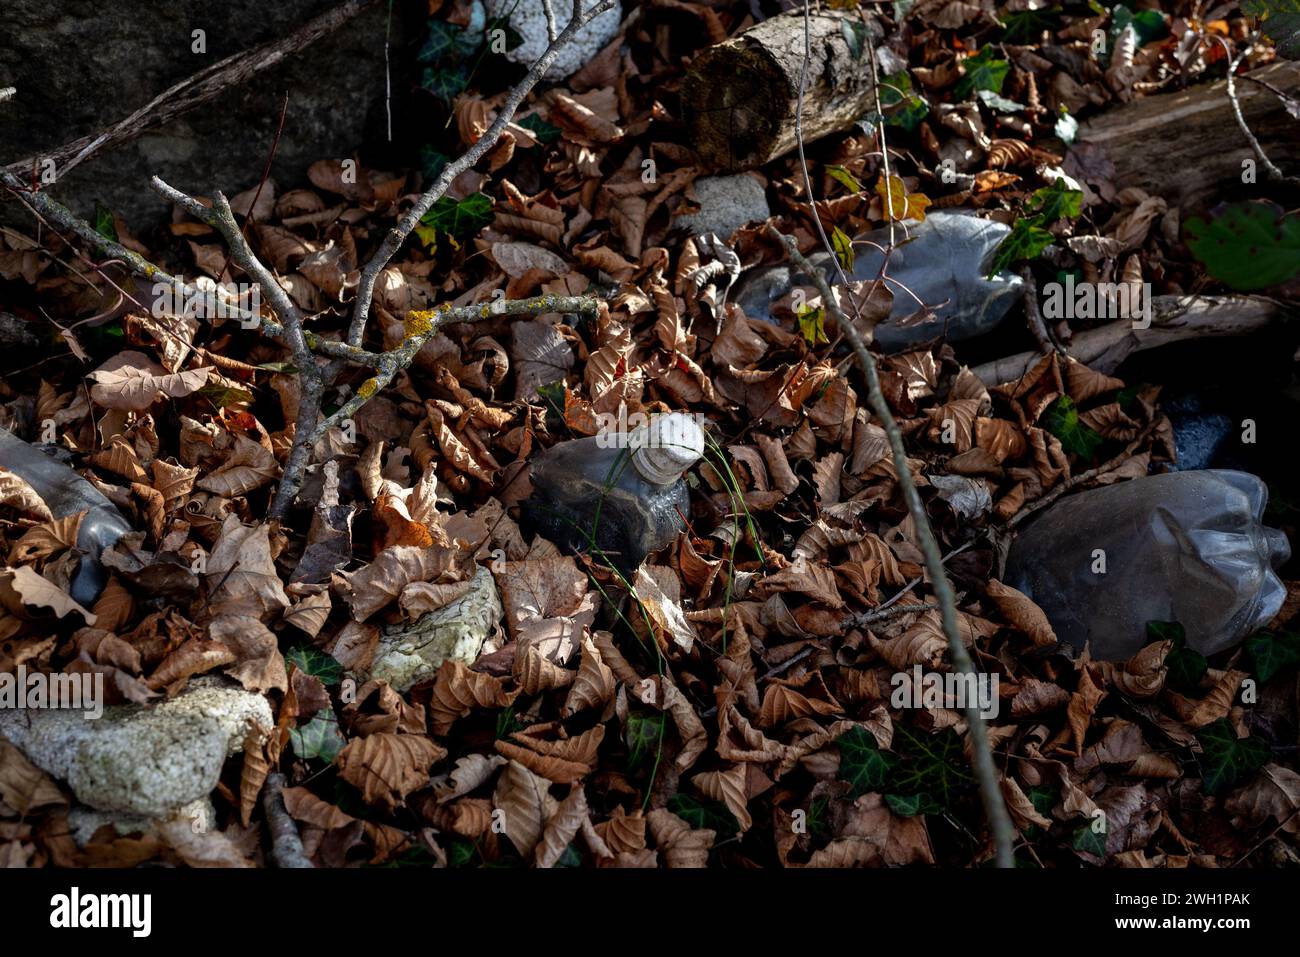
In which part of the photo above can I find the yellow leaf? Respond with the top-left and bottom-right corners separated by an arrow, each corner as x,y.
875,175 -> 931,223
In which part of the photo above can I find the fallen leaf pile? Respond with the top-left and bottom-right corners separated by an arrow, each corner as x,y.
0,0 -> 1297,868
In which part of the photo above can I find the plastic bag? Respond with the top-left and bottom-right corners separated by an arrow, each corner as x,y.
731,210 -> 1024,353
1004,470 -> 1290,659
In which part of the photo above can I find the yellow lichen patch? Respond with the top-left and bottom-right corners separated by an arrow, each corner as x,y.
404,309 -> 436,339
357,377 -> 379,399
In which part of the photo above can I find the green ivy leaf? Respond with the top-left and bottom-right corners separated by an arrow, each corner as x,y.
885,792 -> 943,817
416,192 -> 495,251
879,72 -> 930,130
1145,620 -> 1186,646
418,145 -> 449,182
93,202 -> 118,242
1025,784 -> 1058,836
825,164 -> 864,194
955,47 -> 1010,99
1001,6 -> 1063,44
1041,394 -> 1104,460
839,18 -> 868,60
1245,629 -> 1300,682
1185,201 -> 1300,291
421,65 -> 470,104
888,726 -> 972,809
797,305 -> 829,347
625,711 -> 665,771
987,215 -> 1055,276
667,793 -> 739,840
286,645 -> 344,686
831,225 -> 855,272
517,113 -> 561,145
1196,718 -> 1270,795
1072,821 -> 1108,858
196,383 -> 254,409
836,726 -> 899,797
417,21 -> 480,63
289,713 -> 346,763
1025,179 -> 1084,222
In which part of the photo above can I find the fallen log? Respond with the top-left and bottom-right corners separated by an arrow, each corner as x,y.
1074,60 -> 1300,209
682,9 -> 880,171
972,294 -> 1284,386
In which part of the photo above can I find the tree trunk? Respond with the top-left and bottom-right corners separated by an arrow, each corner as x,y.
1075,60 -> 1300,209
682,9 -> 880,171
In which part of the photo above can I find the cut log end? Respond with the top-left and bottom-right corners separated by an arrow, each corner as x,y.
683,10 -> 880,172
682,44 -> 788,172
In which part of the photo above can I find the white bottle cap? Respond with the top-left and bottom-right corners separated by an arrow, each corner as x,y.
630,413 -> 705,486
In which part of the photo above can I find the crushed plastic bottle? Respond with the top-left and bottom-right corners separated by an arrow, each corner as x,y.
732,210 -> 1024,353
0,427 -> 133,606
522,412 -> 705,575
1004,470 -> 1291,659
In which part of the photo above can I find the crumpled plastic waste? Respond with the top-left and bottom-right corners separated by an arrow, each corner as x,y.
731,210 -> 1024,353
1004,469 -> 1291,659
522,412 -> 704,575
0,427 -> 132,606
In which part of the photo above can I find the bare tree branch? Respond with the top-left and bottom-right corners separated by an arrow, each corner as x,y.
346,0 -> 616,347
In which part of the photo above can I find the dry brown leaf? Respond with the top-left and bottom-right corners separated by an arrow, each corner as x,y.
0,468 -> 53,521
535,785 -> 591,868
157,820 -> 253,867
339,544 -> 467,621
1068,667 -> 1107,753
433,754 -> 508,803
562,634 -> 615,717
692,764 -> 752,833
493,759 -> 556,858
646,807 -> 714,868
428,660 -> 520,736
337,733 -> 447,812
985,579 -> 1057,646
0,566 -> 95,623
87,351 -> 208,411
0,740 -> 65,814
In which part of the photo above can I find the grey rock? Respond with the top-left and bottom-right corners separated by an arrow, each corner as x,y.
1164,394 -> 1235,471
677,174 -> 771,239
732,210 -> 1024,353
67,797 -> 214,847
0,678 -> 271,817
0,0 -> 404,227
1004,470 -> 1291,659
360,565 -> 502,692
485,0 -> 623,81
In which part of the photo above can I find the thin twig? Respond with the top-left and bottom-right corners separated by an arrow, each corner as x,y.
1216,34 -> 1300,187
262,772 -> 314,868
771,226 -> 1016,868
843,601 -> 939,629
1020,264 -> 1062,355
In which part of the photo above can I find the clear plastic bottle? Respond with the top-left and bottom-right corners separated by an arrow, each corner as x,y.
1004,470 -> 1291,659
0,427 -> 132,606
523,412 -> 705,574
731,210 -> 1024,352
